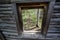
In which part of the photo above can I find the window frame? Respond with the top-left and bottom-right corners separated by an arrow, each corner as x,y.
12,0 -> 56,37
18,3 -> 48,33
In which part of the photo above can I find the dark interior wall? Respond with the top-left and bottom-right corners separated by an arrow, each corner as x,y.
0,0 -> 60,40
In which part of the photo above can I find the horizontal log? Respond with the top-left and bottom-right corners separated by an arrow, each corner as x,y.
0,24 -> 16,27
1,29 -> 17,33
4,35 -> 20,39
0,4 -> 12,7
1,18 -> 15,21
48,28 -> 60,31
6,38 -> 20,40
49,25 -> 60,27
46,34 -> 60,38
0,26 -> 16,30
0,11 -> 13,13
51,18 -> 60,21
0,22 -> 16,24
54,5 -> 60,9
53,13 -> 60,15
2,32 -> 18,35
55,2 -> 60,5
0,21 -> 16,23
0,7 -> 12,11
53,10 -> 60,13
48,30 -> 60,33
50,22 -> 60,25
52,15 -> 60,18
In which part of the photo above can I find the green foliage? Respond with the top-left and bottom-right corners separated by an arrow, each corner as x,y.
22,9 -> 37,22
22,9 -> 43,31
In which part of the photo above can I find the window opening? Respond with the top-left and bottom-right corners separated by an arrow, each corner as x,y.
22,8 -> 44,33
17,3 -> 48,34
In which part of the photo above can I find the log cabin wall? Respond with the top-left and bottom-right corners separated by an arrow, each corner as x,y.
46,2 -> 60,39
0,4 -> 19,40
0,0 -> 60,40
